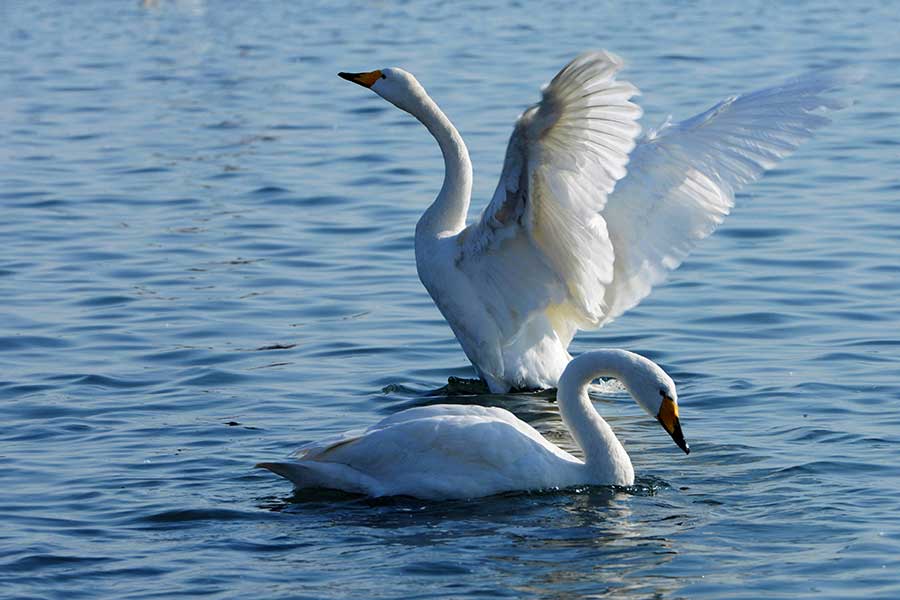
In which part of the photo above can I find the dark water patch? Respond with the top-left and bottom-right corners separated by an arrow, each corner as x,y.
209,170 -> 243,181
136,508 -> 269,526
350,152 -> 391,164
72,374 -> 159,389
46,85 -> 105,93
347,174 -> 396,187
659,53 -> 708,62
214,539 -> 316,553
312,224 -> 381,236
270,194 -> 352,207
0,335 -> 72,351
400,560 -> 472,576
141,73 -> 176,83
107,267 -> 165,279
251,185 -> 290,195
0,384 -> 59,400
117,166 -> 171,175
840,338 -> 900,348
21,154 -> 56,162
63,132 -> 104,142
818,309 -> 890,323
178,369 -> 249,387
690,311 -> 793,326
383,166 -> 420,177
0,189 -> 50,200
73,295 -> 136,308
719,227 -> 794,239
206,120 -> 243,130
5,554 -> 116,573
858,278 -> 900,292
73,564 -> 173,582
255,343 -> 297,351
60,250 -> 129,262
269,122 -> 331,131
308,344 -> 394,359
737,256 -> 852,270
787,428 -> 864,444
815,350 -> 894,363
347,105 -> 388,116
142,348 -> 235,367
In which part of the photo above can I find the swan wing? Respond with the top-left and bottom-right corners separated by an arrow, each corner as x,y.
293,404 -> 538,461
301,405 -> 580,498
290,427 -> 367,460
456,51 -> 643,351
599,70 -> 853,322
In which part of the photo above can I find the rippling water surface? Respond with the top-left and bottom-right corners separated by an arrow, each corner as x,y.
3,1 -> 899,598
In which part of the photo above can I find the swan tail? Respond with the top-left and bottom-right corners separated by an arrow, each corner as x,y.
255,460 -> 379,495
256,461 -> 304,481
256,461 -> 330,488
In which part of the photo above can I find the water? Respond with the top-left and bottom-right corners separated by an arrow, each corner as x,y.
2,1 -> 899,598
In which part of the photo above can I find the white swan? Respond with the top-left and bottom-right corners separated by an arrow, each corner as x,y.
338,52 -> 850,393
257,349 -> 688,500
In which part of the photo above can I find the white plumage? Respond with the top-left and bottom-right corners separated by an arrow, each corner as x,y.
257,349 -> 689,500
339,53 -> 851,392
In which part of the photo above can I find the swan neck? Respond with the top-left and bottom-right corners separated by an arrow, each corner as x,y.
557,351 -> 635,483
411,92 -> 472,237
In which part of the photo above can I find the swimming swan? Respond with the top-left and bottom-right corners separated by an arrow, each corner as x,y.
257,349 -> 688,500
338,52 -> 849,393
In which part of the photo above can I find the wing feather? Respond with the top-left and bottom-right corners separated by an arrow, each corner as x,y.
302,405 -> 578,497
453,54 -> 852,386
457,51 -> 643,359
600,69 -> 856,322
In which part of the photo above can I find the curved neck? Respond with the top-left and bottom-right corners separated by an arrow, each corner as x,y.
409,92 -> 472,238
557,350 -> 636,482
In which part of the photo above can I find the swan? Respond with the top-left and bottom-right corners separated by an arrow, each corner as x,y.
256,349 -> 688,500
338,52 -> 850,393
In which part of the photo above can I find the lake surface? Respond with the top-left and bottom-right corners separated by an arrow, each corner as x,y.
2,1 -> 899,598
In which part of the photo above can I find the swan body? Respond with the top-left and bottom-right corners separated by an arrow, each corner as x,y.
257,349 -> 688,500
339,53 -> 850,392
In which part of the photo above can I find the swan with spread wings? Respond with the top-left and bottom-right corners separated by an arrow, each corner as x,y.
339,52 -> 849,392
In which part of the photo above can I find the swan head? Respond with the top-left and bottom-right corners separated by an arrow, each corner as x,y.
564,350 -> 690,455
339,67 -> 427,115
621,354 -> 690,455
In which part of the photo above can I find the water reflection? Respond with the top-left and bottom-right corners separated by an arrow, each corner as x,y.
498,490 -> 682,598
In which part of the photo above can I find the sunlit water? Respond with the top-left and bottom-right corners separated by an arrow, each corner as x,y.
2,1 -> 899,598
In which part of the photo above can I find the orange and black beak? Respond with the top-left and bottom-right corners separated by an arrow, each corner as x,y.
658,395 -> 690,454
338,70 -> 383,88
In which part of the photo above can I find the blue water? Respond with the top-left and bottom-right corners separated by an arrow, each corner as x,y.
2,1 -> 899,598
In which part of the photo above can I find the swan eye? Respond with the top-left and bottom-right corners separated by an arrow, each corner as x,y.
381,73 -> 387,79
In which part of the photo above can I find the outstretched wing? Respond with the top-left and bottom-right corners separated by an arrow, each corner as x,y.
456,51 -> 643,362
599,70 -> 854,322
